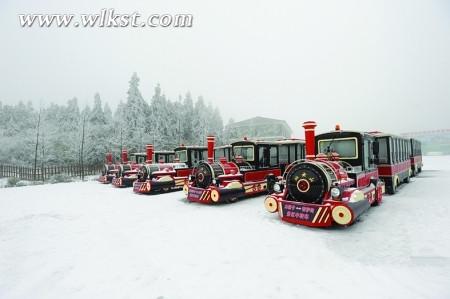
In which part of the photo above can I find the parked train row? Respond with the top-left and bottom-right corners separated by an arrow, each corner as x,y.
98,121 -> 422,228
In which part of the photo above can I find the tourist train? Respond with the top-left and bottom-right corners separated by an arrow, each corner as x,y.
184,136 -> 305,204
132,144 -> 207,194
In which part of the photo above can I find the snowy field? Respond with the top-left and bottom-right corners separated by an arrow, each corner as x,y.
1,156 -> 449,299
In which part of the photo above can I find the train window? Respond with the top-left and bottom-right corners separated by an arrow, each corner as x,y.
378,138 -> 388,164
297,144 -> 303,160
405,141 -> 408,158
396,139 -> 400,162
258,146 -> 270,167
270,146 -> 278,166
318,137 -> 358,159
400,139 -> 404,161
233,145 -> 255,161
405,140 -> 408,160
363,139 -> 370,170
202,149 -> 208,161
289,144 -> 296,162
391,138 -> 397,163
190,150 -> 201,166
214,148 -> 224,159
279,145 -> 289,164
175,150 -> 188,163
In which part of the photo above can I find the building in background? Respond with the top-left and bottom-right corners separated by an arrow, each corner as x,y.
224,116 -> 292,143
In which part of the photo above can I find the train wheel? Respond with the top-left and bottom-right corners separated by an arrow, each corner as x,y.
264,197 -> 278,213
387,181 -> 397,195
226,197 -> 238,204
404,175 -> 411,184
162,187 -> 171,193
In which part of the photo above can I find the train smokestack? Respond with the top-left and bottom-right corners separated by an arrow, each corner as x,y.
146,144 -> 154,164
207,136 -> 215,163
121,149 -> 128,163
302,121 -> 317,160
106,153 -> 113,164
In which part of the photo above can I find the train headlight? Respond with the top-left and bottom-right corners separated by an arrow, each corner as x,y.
273,183 -> 281,193
330,187 -> 341,199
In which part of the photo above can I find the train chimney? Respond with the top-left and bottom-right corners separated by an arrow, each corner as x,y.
106,153 -> 113,164
121,149 -> 128,164
146,144 -> 154,164
207,136 -> 215,163
302,121 -> 317,160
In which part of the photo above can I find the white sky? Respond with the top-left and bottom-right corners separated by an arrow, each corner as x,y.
0,0 -> 449,136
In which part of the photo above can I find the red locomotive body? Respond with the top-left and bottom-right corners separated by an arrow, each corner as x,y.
185,136 -> 305,204
132,144 -> 206,194
111,150 -> 146,188
265,121 -> 384,227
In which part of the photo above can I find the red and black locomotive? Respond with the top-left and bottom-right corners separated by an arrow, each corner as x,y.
111,150 -> 147,188
185,136 -> 305,204
98,152 -> 119,184
132,144 -> 207,194
265,121 -> 385,227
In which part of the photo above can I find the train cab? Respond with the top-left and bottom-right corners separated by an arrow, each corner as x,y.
315,130 -> 379,189
275,139 -> 305,173
173,145 -> 208,168
231,140 -> 280,171
214,145 -> 232,162
154,151 -> 175,164
129,153 -> 147,164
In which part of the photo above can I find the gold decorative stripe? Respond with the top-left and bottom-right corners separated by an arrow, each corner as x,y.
324,213 -> 330,223
318,208 -> 327,223
312,207 -> 322,223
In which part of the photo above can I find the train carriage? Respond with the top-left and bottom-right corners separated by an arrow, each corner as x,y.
133,144 -> 207,194
184,136 -> 305,204
264,121 -> 384,227
370,133 -> 412,194
409,138 -> 423,176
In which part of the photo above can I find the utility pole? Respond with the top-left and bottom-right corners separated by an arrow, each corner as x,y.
80,114 -> 86,180
33,109 -> 41,181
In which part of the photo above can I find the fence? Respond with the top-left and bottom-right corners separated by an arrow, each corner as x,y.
0,164 -> 103,181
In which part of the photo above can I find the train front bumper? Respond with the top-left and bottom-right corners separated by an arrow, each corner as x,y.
98,175 -> 114,184
264,196 -> 372,227
185,185 -> 245,204
133,177 -> 186,194
111,176 -> 137,188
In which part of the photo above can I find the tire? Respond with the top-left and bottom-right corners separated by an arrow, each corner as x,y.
387,181 -> 397,195
226,197 -> 238,204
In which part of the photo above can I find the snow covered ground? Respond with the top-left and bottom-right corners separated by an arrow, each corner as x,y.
1,156 -> 449,299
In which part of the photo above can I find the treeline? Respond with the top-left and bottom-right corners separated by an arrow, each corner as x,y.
0,73 -> 224,167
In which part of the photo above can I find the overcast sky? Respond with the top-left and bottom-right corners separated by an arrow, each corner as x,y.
0,0 -> 449,136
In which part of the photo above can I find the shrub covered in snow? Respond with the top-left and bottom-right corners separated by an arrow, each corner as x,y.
49,174 -> 74,184
6,177 -> 20,187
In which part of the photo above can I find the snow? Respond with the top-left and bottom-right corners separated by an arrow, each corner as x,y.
1,156 -> 449,299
